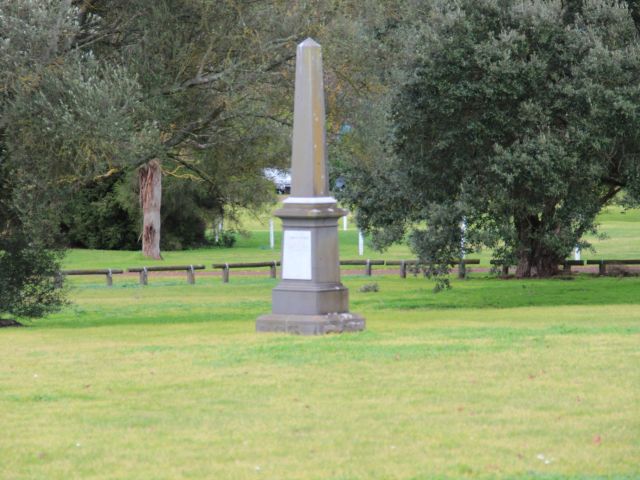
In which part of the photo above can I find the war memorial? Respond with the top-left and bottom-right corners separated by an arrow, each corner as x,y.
257,39 -> 365,335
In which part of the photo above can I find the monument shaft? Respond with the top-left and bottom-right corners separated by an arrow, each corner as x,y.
256,38 -> 365,335
291,38 -> 329,197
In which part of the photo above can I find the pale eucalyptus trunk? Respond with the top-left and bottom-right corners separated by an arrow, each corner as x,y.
139,159 -> 162,259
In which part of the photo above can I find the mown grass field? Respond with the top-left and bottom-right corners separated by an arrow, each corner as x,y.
2,204 -> 639,479
62,204 -> 640,270
1,273 -> 639,479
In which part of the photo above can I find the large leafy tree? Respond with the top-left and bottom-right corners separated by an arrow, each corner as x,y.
341,0 -> 640,278
0,0 -> 135,321
57,0 -> 407,258
12,0 -> 300,259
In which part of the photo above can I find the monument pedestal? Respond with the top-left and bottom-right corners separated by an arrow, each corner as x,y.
256,312 -> 366,335
256,199 -> 365,334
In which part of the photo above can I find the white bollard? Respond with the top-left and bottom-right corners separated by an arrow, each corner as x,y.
269,219 -> 275,249
215,221 -> 223,243
358,230 -> 364,256
460,218 -> 467,259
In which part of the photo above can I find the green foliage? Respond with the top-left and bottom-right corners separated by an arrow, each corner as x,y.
0,147 -> 65,320
0,0 -> 109,319
59,172 -> 230,251
212,230 -> 237,249
0,233 -> 65,320
76,0 -> 296,202
341,0 -> 640,278
159,177 -> 219,250
60,173 -> 139,250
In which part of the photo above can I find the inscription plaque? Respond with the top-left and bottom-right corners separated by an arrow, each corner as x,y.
282,230 -> 312,280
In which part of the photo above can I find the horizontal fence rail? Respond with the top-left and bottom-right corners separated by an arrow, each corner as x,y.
55,257 -> 640,287
341,259 -> 384,276
212,261 -> 280,283
58,268 -> 124,287
586,259 -> 640,275
489,259 -> 589,276
127,265 -> 205,285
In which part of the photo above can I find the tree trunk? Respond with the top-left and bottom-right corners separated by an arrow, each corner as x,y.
514,214 -> 561,278
139,159 -> 162,259
515,256 -> 532,278
514,214 -> 535,278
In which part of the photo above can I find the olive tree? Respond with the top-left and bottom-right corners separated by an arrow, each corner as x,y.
0,0 -> 150,321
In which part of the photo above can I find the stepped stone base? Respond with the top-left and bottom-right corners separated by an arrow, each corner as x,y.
256,312 -> 365,335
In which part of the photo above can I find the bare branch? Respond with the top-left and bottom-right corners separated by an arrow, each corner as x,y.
249,114 -> 292,127
598,185 -> 623,206
168,35 -> 297,94
166,153 -> 225,203
132,104 -> 226,169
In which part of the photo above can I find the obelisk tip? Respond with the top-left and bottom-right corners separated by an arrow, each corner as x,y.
299,37 -> 321,48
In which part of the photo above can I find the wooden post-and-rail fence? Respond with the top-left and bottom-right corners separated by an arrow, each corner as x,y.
127,265 -> 206,285
212,261 -> 280,283
55,259 -> 486,286
56,257 -> 640,286
57,269 -> 124,287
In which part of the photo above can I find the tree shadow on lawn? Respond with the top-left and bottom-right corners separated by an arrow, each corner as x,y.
0,319 -> 24,328
18,275 -> 640,329
350,274 -> 640,312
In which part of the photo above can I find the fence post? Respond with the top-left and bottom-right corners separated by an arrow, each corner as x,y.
222,263 -> 230,283
270,261 -> 277,279
400,260 -> 407,279
187,265 -> 195,284
140,267 -> 148,286
458,260 -> 466,279
365,259 -> 372,276
599,260 -> 606,276
106,268 -> 113,287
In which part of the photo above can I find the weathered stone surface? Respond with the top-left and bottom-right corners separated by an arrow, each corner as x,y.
256,312 -> 366,335
290,38 -> 328,198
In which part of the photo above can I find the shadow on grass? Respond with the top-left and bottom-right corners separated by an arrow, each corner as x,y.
351,275 -> 640,312
19,274 -> 640,330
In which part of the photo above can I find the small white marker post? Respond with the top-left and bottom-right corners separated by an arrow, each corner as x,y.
459,218 -> 467,279
215,220 -> 223,243
269,219 -> 275,249
358,230 -> 364,256
460,218 -> 467,259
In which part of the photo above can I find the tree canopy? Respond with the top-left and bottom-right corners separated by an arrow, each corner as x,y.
340,0 -> 640,278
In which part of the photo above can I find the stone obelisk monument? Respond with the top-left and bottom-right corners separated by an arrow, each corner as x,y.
256,38 -> 365,335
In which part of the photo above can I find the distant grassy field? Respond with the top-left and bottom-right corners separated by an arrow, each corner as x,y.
61,204 -> 640,270
1,274 -> 639,479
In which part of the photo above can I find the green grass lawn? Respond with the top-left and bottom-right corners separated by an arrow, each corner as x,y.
61,204 -> 640,270
1,274 -> 639,479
